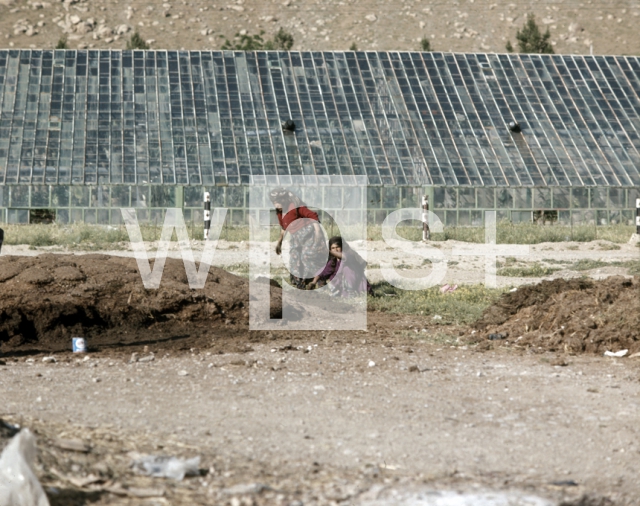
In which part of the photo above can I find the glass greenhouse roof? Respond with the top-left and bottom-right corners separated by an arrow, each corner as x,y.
1,50 -> 640,187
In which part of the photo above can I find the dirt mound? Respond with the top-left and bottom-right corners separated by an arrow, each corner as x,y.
0,254 -> 270,354
473,277 -> 640,354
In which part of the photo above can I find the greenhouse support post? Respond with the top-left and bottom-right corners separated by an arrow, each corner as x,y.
204,192 -> 211,240
422,195 -> 430,241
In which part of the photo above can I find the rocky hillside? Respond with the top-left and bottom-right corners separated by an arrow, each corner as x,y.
0,0 -> 638,55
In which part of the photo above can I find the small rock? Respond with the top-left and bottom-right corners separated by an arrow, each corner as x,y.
313,385 -> 325,391
408,365 -> 419,372
488,333 -> 507,340
129,353 -> 139,363
551,357 -> 568,367
178,370 -> 188,376
25,358 -> 35,364
432,314 -> 442,320
69,14 -> 80,24
368,360 -> 376,367
92,377 -> 101,383
138,354 -> 155,363
365,13 -> 377,22
54,438 -> 91,453
222,483 -> 268,495
42,356 -> 56,363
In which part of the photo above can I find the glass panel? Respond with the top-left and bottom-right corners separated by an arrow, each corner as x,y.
553,187 -> 570,208
70,186 -> 89,207
513,188 -> 532,208
571,188 -> 589,208
10,186 -> 29,207
458,188 -> 474,208
56,208 -> 69,224
111,186 -> 130,207
477,188 -> 494,208
496,189 -> 513,208
52,186 -> 70,206
150,186 -> 176,207
590,187 -> 607,208
185,186 -> 203,207
608,188 -> 625,209
31,185 -> 50,207
535,188 -> 552,209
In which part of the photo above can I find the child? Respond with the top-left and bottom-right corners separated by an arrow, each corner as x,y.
309,236 -> 372,296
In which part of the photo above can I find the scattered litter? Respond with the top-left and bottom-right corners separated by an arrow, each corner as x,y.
313,385 -> 326,391
42,357 -> 56,364
604,349 -> 628,358
629,352 -> 640,358
106,485 -> 165,497
72,337 -> 87,353
129,353 -> 139,364
132,455 -> 200,481
510,287 -> 518,292
439,284 -> 458,294
137,354 -> 155,363
177,370 -> 188,376
368,360 -> 376,367
0,429 -> 50,506
432,315 -> 442,320
488,333 -> 507,340
0,421 -> 20,439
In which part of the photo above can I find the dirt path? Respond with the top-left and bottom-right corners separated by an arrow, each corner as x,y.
2,340 -> 639,505
3,237 -> 639,288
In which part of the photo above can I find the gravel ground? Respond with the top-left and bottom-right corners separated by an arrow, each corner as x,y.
2,339 -> 640,505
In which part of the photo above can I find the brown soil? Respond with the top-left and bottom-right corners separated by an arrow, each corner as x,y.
473,276 -> 640,354
0,253 -> 265,354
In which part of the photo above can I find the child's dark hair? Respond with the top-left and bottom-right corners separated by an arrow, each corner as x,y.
328,236 -> 343,266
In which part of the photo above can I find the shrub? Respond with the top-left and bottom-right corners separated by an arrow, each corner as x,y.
506,14 -> 554,54
419,37 -> 432,52
222,28 -> 294,51
55,36 -> 68,49
126,31 -> 150,50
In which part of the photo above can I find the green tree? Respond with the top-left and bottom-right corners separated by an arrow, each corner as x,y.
126,31 -> 150,50
506,14 -> 554,54
419,37 -> 432,52
349,42 -> 358,51
55,36 -> 68,49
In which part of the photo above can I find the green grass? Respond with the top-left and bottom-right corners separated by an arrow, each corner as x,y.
568,258 -> 640,274
368,282 -> 506,325
497,263 -> 562,277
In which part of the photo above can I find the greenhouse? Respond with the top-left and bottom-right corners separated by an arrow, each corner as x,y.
0,49 -> 638,226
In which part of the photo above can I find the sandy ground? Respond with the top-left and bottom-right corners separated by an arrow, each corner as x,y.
0,0 -> 636,55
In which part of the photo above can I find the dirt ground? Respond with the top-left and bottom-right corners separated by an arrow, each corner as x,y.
0,245 -> 639,505
0,0 -> 637,56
